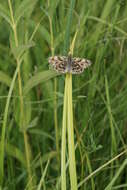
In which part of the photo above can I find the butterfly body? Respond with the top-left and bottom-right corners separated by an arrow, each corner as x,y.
48,55 -> 92,74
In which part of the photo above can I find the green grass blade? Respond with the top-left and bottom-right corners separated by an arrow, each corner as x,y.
4,142 -> 26,167
14,0 -> 38,25
0,3 -> 12,26
63,0 -> 76,55
0,71 -> 11,87
105,74 -> 117,152
29,129 -> 54,141
11,41 -> 35,60
30,21 -> 50,45
105,159 -> 127,190
0,62 -> 21,185
23,70 -> 59,95
78,150 -> 127,188
61,74 -> 68,190
89,0 -> 117,45
67,73 -> 77,190
36,160 -> 50,190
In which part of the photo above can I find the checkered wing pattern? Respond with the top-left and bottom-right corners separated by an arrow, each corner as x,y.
48,56 -> 68,73
48,55 -> 92,74
71,57 -> 92,74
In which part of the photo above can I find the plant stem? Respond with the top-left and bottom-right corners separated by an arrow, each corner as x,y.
54,77 -> 60,163
49,15 -> 60,164
67,73 -> 77,190
61,75 -> 68,190
0,61 -> 21,185
105,74 -> 117,179
8,0 -> 33,187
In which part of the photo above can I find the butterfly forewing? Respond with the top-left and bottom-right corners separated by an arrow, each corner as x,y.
48,56 -> 68,73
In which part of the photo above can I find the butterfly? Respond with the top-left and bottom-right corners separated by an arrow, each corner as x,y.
48,54 -> 92,74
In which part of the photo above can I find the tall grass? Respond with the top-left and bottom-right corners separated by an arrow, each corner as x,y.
61,0 -> 77,189
61,73 -> 77,190
0,0 -> 127,189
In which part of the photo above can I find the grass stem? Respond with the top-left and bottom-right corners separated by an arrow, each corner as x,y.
49,15 -> 60,165
61,75 -> 68,190
8,0 -> 33,188
67,73 -> 77,190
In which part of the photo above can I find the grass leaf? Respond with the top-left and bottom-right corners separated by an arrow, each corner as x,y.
0,71 -> 11,87
0,62 -> 21,185
63,0 -> 76,55
14,0 -> 38,25
5,142 -> 26,167
0,3 -> 12,26
23,70 -> 59,95
11,41 -> 35,60
37,160 -> 50,190
105,159 -> 127,190
29,129 -> 54,141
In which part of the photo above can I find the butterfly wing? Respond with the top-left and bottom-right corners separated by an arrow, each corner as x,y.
48,56 -> 68,73
71,57 -> 92,74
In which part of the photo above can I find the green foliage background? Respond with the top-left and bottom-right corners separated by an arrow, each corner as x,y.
0,0 -> 127,189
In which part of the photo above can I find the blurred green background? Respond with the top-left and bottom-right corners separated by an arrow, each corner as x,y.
0,0 -> 127,189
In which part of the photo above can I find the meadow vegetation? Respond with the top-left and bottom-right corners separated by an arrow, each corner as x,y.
0,0 -> 127,189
